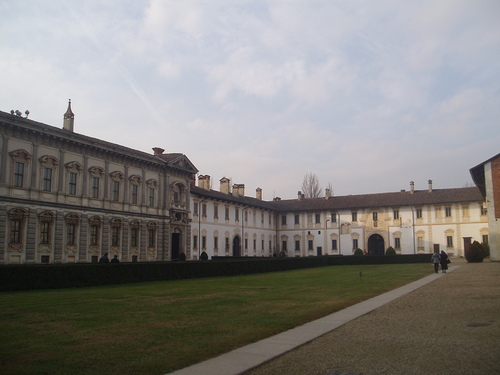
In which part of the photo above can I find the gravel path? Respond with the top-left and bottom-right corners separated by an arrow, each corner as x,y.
245,259 -> 500,375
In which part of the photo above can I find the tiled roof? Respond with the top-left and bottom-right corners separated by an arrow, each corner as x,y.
191,185 -> 484,213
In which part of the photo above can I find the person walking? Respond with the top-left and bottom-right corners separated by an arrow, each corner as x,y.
99,252 -> 110,263
440,250 -> 449,273
431,250 -> 440,273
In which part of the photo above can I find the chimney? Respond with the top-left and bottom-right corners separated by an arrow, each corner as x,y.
204,175 -> 211,190
190,174 -> 196,186
298,191 -> 303,200
325,188 -> 331,199
428,179 -> 433,193
232,184 -> 245,197
198,175 -> 205,188
220,177 -> 231,194
410,181 -> 415,194
273,197 -> 281,201
256,187 -> 262,200
152,147 -> 165,155
63,99 -> 75,132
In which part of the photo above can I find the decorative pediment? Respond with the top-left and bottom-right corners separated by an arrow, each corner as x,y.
129,175 -> 142,185
39,155 -> 59,168
65,161 -> 83,173
146,179 -> 158,189
168,155 -> 198,173
109,171 -> 124,181
10,149 -> 32,162
88,166 -> 104,178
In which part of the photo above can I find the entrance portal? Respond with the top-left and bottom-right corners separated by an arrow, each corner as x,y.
171,232 -> 180,260
233,236 -> 241,257
368,234 -> 385,255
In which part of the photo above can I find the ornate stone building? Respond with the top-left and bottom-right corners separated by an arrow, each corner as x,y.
0,103 -> 490,264
0,102 -> 197,264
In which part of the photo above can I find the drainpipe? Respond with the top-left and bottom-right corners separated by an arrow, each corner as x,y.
411,206 -> 416,254
338,212 -> 342,255
198,198 -> 207,260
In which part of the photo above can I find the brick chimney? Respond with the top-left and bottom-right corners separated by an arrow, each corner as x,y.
232,184 -> 245,197
256,187 -> 262,200
220,177 -> 231,194
198,175 -> 211,190
152,147 -> 165,155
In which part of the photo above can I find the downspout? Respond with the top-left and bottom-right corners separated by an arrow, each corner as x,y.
411,206 -> 416,254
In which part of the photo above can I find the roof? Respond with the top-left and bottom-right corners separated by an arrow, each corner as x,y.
0,110 -> 198,174
469,152 -> 500,197
191,185 -> 484,213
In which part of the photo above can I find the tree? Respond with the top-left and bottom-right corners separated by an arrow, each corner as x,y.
301,173 -> 322,198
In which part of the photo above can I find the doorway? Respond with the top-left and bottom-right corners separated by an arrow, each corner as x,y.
233,236 -> 241,257
171,232 -> 180,260
368,234 -> 385,255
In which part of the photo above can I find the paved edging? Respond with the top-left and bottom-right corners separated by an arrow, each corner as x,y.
167,266 -> 458,375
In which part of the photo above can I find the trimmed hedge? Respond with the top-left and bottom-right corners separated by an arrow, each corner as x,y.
0,254 -> 431,292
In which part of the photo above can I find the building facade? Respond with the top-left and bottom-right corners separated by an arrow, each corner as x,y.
191,177 -> 487,260
470,153 -> 500,261
0,104 -> 197,264
0,105 -> 490,264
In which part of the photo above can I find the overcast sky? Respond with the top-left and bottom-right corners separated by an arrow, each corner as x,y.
1,1 -> 499,200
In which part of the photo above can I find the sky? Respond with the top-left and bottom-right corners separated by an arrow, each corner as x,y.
1,0 -> 499,200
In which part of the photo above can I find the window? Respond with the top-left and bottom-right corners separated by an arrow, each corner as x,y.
294,215 -> 300,225
244,210 -> 248,222
226,237 -> 230,250
295,240 -> 300,250
193,235 -> 198,249
66,223 -> 76,246
40,221 -> 50,244
202,236 -> 207,249
148,187 -> 155,206
445,207 -> 452,217
10,219 -> 22,244
148,227 -> 156,248
69,172 -> 77,195
331,212 -> 337,223
351,211 -> 357,222
253,239 -> 256,250
447,236 -> 453,247
92,177 -> 100,198
214,237 -> 218,249
282,241 -> 287,251
315,214 -> 321,224
43,167 -> 52,192
245,238 -> 248,250
225,207 -> 229,220
193,202 -> 199,215
308,240 -> 313,250
111,226 -> 120,247
90,225 -> 99,246
393,209 -> 399,220
235,208 -> 239,221
214,205 -> 218,219
14,162 -> 24,187
395,238 -> 401,249
202,203 -> 207,217
131,228 -> 138,247
112,181 -> 120,201
331,239 -> 337,250
481,205 -> 487,216
353,239 -> 358,250
281,215 -> 287,225
416,208 -> 422,219
373,212 -> 378,221
131,184 -> 138,204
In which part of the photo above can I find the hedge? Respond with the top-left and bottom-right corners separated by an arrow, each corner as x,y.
0,254 -> 431,292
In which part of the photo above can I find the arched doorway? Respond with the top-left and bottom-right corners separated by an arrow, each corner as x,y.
368,234 -> 385,255
232,236 -> 241,257
171,231 -> 181,260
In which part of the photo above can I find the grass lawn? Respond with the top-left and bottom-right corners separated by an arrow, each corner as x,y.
0,263 -> 430,375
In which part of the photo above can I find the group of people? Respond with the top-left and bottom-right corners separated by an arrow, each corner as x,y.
431,250 -> 450,273
98,253 -> 120,263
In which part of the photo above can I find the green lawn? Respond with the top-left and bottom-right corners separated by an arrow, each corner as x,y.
0,264 -> 430,375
